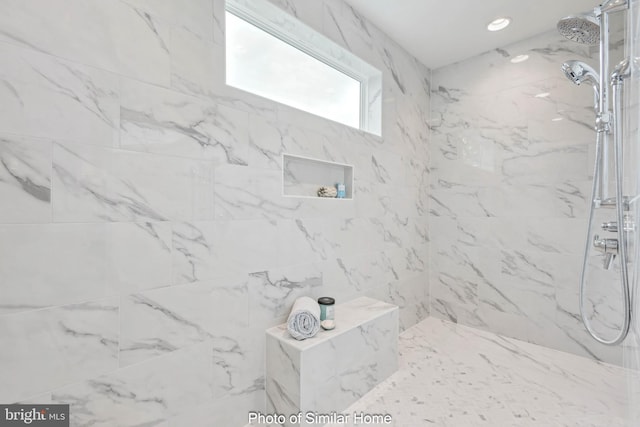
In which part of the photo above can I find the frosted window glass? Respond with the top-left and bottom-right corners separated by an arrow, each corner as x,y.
226,12 -> 361,129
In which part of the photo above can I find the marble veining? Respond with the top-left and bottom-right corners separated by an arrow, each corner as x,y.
0,41 -> 119,146
0,299 -> 119,404
322,317 -> 628,427
120,79 -> 250,165
266,298 -> 398,426
0,134 -> 51,223
429,27 -> 626,364
249,265 -> 323,326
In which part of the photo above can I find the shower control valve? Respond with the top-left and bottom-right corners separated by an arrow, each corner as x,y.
601,218 -> 635,233
593,234 -> 618,270
593,234 -> 618,254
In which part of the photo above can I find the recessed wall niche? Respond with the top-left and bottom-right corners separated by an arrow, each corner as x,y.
282,153 -> 354,199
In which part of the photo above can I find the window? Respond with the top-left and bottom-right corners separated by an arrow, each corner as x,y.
225,0 -> 381,135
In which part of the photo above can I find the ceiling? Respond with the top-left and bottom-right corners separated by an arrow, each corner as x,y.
342,0 -> 602,69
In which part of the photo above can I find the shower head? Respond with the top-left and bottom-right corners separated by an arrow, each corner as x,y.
557,14 -> 600,45
562,61 -> 600,88
562,61 -> 600,107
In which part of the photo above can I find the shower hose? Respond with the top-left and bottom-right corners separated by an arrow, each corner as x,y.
579,81 -> 632,345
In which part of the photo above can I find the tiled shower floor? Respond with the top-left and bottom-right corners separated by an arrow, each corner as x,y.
328,318 -> 629,427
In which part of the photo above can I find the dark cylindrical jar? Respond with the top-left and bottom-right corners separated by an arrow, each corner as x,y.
317,297 -> 335,330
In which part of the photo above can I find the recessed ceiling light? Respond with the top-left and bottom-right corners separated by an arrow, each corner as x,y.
487,17 -> 511,32
510,54 -> 529,64
535,92 -> 551,98
552,117 -> 564,122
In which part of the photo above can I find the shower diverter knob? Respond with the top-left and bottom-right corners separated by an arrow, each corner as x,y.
593,234 -> 618,254
594,235 -> 619,270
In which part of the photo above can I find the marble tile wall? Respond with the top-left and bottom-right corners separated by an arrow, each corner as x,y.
265,298 -> 398,427
430,30 -> 627,365
0,0 -> 429,426
624,1 -> 640,423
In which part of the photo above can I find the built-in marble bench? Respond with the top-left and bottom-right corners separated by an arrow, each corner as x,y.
265,297 -> 398,426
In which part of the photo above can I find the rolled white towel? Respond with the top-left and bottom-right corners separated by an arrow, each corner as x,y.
287,297 -> 321,340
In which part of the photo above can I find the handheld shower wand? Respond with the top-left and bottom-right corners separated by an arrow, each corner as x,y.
561,60 -> 601,108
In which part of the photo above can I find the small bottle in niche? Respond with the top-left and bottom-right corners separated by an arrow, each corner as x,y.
336,183 -> 346,199
318,297 -> 336,330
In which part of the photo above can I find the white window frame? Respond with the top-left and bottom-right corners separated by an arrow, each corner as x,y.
225,0 -> 382,135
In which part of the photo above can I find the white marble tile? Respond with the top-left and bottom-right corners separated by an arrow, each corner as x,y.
351,147 -> 405,186
501,143 -> 589,185
105,222 -> 173,294
494,250 -> 566,316
213,219 -> 279,274
475,305 -> 529,342
266,333 -> 301,421
403,151 -> 430,189
120,275 -> 249,366
51,343 -> 214,427
167,390 -> 264,427
384,244 -> 428,285
52,142 -> 214,222
212,0 -> 225,44
432,32 -> 594,98
321,251 -> 398,302
169,27 -> 220,98
16,392 -> 53,405
499,217 -> 587,256
0,0 -> 171,85
368,273 -> 429,331
351,180 -> 385,215
246,114 -> 288,170
0,0 -> 436,425
429,30 -> 610,358
276,218 -> 341,266
171,220 -> 278,285
0,223 -> 109,314
299,315 -> 399,416
0,42 -> 119,146
171,221 -> 215,285
121,0 -> 215,41
249,263 -> 323,327
504,180 -> 591,219
120,78 -> 250,164
247,118 -> 340,171
331,317 -> 627,427
0,134 -> 51,223
530,309 -> 623,366
430,297 -> 488,330
354,179 -> 413,219
329,310 -> 398,399
267,0 -> 324,34
212,326 -> 265,399
265,298 -> 398,425
428,24 -> 617,368
429,184 -> 503,218
430,244 -> 500,319
0,299 -> 118,403
214,164 -> 356,221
